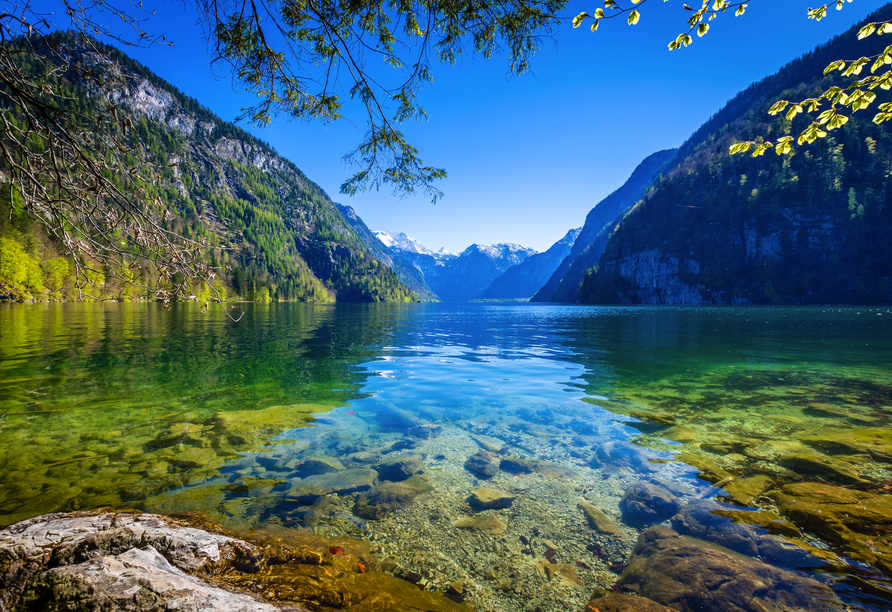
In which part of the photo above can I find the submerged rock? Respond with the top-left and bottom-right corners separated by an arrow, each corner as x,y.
454,515 -> 507,534
670,501 -> 829,568
578,500 -> 621,536
464,450 -> 500,478
471,434 -> 504,453
720,475 -> 774,506
618,526 -> 844,611
376,453 -> 424,482
469,488 -> 515,510
535,561 -> 584,588
778,452 -> 865,485
585,591 -> 675,612
354,476 -> 434,519
284,468 -> 378,504
619,482 -> 681,528
773,482 -> 892,574
294,455 -> 345,476
499,456 -> 579,479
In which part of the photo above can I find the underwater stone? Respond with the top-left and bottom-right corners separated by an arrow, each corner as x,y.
464,450 -> 500,478
798,427 -> 892,464
577,500 -> 620,536
471,434 -> 504,453
778,451 -> 866,485
585,591 -> 675,612
662,425 -> 697,443
669,500 -> 827,568
804,403 -> 878,424
618,526 -> 844,612
376,454 -> 423,482
619,482 -> 681,528
499,457 -> 579,479
295,456 -> 345,476
285,468 -> 378,504
720,474 -> 775,505
773,482 -> 892,575
535,562 -> 584,589
676,452 -> 732,484
407,424 -> 442,440
469,488 -> 515,510
354,476 -> 434,520
167,446 -> 219,470
453,515 -> 507,535
627,410 -> 677,427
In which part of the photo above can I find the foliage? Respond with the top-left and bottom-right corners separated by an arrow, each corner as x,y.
198,0 -> 567,200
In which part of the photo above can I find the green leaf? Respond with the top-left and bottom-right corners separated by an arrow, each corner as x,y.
768,100 -> 789,115
628,10 -> 640,25
697,23 -> 709,37
775,136 -> 793,155
573,12 -> 589,28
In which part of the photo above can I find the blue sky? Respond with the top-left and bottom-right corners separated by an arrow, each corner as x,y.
35,0 -> 888,252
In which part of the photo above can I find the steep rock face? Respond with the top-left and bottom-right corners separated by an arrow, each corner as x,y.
335,205 -> 437,301
532,149 -> 676,303
600,249 -> 708,304
481,228 -> 580,299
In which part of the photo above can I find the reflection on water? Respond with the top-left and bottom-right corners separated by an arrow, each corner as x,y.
1,303 -> 892,611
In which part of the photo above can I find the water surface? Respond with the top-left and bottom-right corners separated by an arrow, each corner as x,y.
1,303 -> 891,610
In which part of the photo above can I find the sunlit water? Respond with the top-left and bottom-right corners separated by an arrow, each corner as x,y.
2,303 -> 892,610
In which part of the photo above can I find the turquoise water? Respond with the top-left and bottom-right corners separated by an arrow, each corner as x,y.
2,302 -> 892,610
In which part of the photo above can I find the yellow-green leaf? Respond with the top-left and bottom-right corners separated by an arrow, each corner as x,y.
628,10 -> 640,25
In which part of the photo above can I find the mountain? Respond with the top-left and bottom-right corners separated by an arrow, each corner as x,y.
373,231 -> 455,257
382,236 -> 537,301
480,228 -> 581,299
578,5 -> 892,305
531,149 -> 676,303
0,32 -> 416,303
335,206 -> 437,301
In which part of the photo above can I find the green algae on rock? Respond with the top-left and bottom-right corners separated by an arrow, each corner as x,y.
577,500 -> 621,536
617,526 -> 844,612
773,482 -> 892,575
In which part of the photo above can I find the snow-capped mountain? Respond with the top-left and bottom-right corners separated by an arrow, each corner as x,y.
373,231 -> 452,257
372,232 -> 538,301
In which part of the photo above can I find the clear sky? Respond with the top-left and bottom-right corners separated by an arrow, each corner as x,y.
33,0 -> 889,252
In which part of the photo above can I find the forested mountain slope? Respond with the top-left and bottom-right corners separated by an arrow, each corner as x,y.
532,149 -> 676,303
579,5 -> 892,305
335,204 -> 437,301
0,32 -> 416,303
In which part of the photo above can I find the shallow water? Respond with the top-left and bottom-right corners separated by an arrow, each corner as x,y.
1,302 -> 892,610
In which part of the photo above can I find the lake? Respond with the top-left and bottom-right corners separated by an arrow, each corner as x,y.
1,302 -> 891,611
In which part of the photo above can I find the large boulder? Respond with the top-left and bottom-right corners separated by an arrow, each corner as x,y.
354,476 -> 434,519
464,450 -> 500,478
0,510 -> 464,612
619,482 -> 681,528
617,527 -> 844,612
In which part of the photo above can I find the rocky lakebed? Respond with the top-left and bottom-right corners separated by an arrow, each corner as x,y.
3,392 -> 892,612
